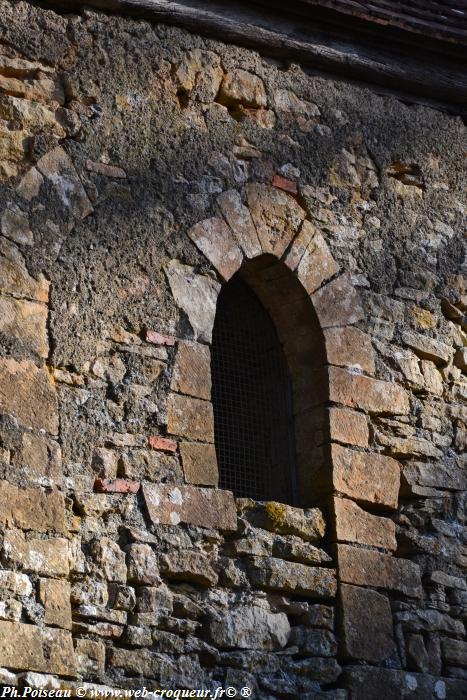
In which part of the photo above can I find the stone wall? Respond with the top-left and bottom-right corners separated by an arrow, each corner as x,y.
0,1 -> 465,698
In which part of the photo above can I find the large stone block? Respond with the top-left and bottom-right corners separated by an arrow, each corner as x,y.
170,341 -> 211,400
311,275 -> 364,328
143,483 -> 237,531
205,605 -> 290,650
402,331 -> 452,365
0,481 -> 67,534
165,260 -> 220,342
329,407 -> 369,447
246,183 -> 306,257
248,556 -> 337,598
242,501 -> 325,542
38,579 -> 72,629
331,444 -> 400,509
0,621 -> 75,676
216,189 -> 261,258
338,544 -> 422,597
3,530 -> 69,576
328,366 -> 410,415
167,393 -> 214,442
179,442 -> 218,486
292,221 -> 340,294
187,217 -> 243,281
340,584 -> 397,663
160,550 -> 218,586
0,358 -> 58,433
343,667 -> 467,700
324,326 -> 375,375
333,497 -> 397,550
0,295 -> 48,357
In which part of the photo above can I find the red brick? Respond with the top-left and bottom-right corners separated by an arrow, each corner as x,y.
144,329 -> 175,346
272,174 -> 298,194
94,478 -> 140,494
148,436 -> 177,452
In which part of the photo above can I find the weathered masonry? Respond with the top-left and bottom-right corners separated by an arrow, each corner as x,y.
0,0 -> 465,697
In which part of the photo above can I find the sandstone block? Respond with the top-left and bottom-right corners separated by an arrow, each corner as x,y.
248,557 -> 337,598
91,537 -> 127,583
294,222 -> 340,294
328,366 -> 410,414
16,166 -> 43,201
340,583 -> 396,663
334,497 -> 397,550
165,260 -> 220,342
1,205 -> 33,245
402,461 -> 467,493
120,449 -> 181,482
136,585 -> 173,615
0,358 -> 58,433
402,331 -> 452,365
171,341 -> 211,400
187,217 -> 243,281
38,579 -> 71,629
143,483 -> 237,531
180,442 -> 218,486
454,347 -> 467,372
246,183 -> 306,257
74,638 -> 105,676
0,238 -> 49,302
218,70 -> 267,108
343,667 -> 467,700
329,407 -> 369,447
126,544 -> 161,586
216,189 -> 261,258
14,432 -> 62,484
244,501 -> 325,542
302,604 -> 335,630
289,627 -> 337,657
324,326 -> 375,375
167,393 -> 214,442
338,544 -> 422,597
0,599 -> 21,622
0,621 -> 75,676
0,481 -> 67,533
160,550 -> 218,586
331,444 -> 400,509
173,49 -> 223,103
0,570 -> 32,596
442,639 -> 467,668
108,647 -> 171,680
311,275 -> 364,328
3,530 -> 69,576
206,605 -> 290,650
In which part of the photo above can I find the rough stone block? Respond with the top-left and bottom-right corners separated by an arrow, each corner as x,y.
160,550 -> 218,586
248,557 -> 337,598
311,275 -> 364,328
0,238 -> 49,302
206,605 -> 290,650
90,537 -> 127,583
333,497 -> 397,550
38,579 -> 72,629
243,501 -> 325,542
0,621 -> 75,676
179,442 -> 218,486
0,481 -> 67,533
402,331 -> 452,365
0,295 -> 48,357
218,70 -> 267,108
331,444 -> 400,509
291,221 -> 339,294
246,183 -> 306,257
343,667 -> 467,700
74,638 -> 105,676
340,583 -> 396,663
167,393 -> 214,442
36,146 -> 93,220
216,189 -> 261,258
165,260 -> 220,342
328,366 -> 410,414
126,544 -> 161,586
14,433 -> 62,484
0,358 -> 58,433
3,530 -> 69,576
324,326 -> 375,375
329,407 -> 369,447
171,341 -> 211,400
143,483 -> 237,531
187,216 -> 243,280
0,570 -> 32,596
338,544 -> 422,597
289,627 -> 337,656
442,639 -> 467,668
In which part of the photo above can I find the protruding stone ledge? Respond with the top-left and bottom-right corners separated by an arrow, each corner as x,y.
248,556 -> 337,598
338,544 -> 423,598
143,483 -> 237,531
331,444 -> 400,509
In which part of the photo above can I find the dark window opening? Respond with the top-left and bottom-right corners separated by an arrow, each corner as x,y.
211,274 -> 296,503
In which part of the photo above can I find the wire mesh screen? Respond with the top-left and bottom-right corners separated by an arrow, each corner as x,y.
211,275 -> 296,503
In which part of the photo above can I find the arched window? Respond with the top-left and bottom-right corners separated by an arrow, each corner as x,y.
211,272 -> 297,504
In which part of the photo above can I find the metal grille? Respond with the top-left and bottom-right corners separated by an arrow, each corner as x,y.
211,275 -> 296,503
